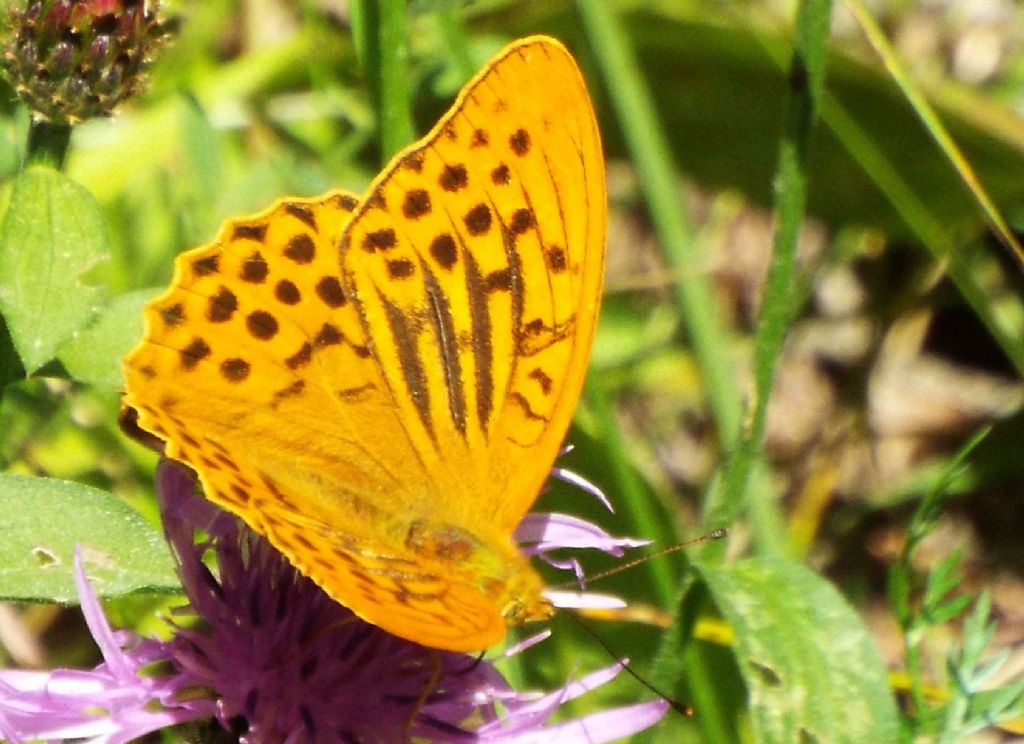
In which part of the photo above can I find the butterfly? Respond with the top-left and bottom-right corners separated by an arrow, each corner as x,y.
122,35 -> 606,652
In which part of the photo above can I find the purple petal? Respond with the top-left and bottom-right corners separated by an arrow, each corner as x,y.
0,712 -> 22,744
504,700 -> 671,743
515,513 -> 649,555
500,630 -> 552,658
477,662 -> 669,741
73,546 -> 132,681
516,662 -> 625,709
544,591 -> 627,610
549,465 -> 613,512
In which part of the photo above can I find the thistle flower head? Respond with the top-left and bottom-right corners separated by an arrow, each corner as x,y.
2,0 -> 171,122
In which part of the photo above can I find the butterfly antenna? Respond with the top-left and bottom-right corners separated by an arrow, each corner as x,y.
549,530 -> 728,714
552,527 -> 728,591
566,612 -> 693,716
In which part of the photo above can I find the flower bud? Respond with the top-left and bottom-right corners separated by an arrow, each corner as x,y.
2,0 -> 172,123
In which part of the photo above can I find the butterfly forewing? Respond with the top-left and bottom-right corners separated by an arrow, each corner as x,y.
341,37 -> 606,530
125,192 -> 400,496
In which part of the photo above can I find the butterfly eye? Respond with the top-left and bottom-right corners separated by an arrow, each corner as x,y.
502,598 -> 527,623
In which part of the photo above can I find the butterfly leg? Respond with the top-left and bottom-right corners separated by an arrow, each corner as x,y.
404,648 -> 443,737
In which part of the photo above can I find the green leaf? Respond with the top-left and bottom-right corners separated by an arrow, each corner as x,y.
0,474 -> 179,603
699,557 -> 900,743
0,311 -> 25,391
0,165 -> 110,373
58,288 -> 156,389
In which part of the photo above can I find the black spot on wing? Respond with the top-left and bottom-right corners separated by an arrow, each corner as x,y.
285,203 -> 317,230
284,234 -> 316,264
232,224 -> 267,242
207,287 -> 237,322
240,252 -> 269,283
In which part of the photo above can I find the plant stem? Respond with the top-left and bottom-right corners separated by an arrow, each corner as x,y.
25,119 -> 71,169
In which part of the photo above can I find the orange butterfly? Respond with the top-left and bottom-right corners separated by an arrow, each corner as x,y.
123,35 -> 605,651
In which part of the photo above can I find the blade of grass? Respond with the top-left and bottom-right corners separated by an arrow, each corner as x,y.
584,376 -> 677,606
648,582 -> 739,744
748,18 -> 1024,374
716,0 -> 833,536
574,2 -> 775,737
730,1 -> 1024,389
574,0 -> 788,558
574,0 -> 741,449
828,0 -> 1024,374
811,71 -> 1024,375
349,0 -> 414,162
646,1 -> 833,736
843,0 -> 1024,271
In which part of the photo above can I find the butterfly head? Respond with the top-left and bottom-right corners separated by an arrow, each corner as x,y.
499,567 -> 554,626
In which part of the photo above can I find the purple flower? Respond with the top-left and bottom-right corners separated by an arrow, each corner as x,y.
0,461 -> 668,742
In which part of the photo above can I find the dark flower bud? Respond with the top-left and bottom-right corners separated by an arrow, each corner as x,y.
2,0 -> 173,123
